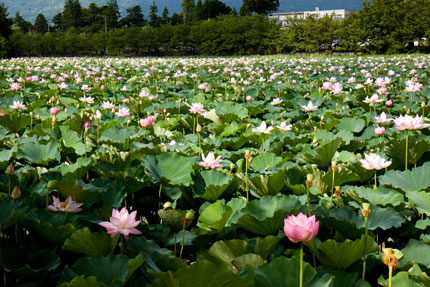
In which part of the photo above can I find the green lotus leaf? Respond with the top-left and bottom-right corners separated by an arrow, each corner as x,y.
299,138 -> 342,168
54,157 -> 93,179
253,236 -> 281,259
151,259 -> 252,287
59,254 -> 144,287
0,242 -> 60,280
328,270 -> 371,287
337,117 -> 365,133
400,239 -> 430,269
62,227 -> 118,256
406,191 -> 430,216
205,239 -> 252,265
0,146 -> 17,170
250,152 -> 283,171
232,253 -> 266,270
379,162 -> 430,192
386,137 -> 430,166
60,126 -> 86,155
249,169 -> 286,197
253,256 -> 334,287
100,126 -> 135,144
193,170 -> 234,201
344,185 -> 404,206
216,102 -> 248,121
416,219 -> 430,230
49,178 -> 101,203
17,141 -> 61,164
408,263 -> 430,286
25,211 -> 81,243
0,113 -> 30,133
0,198 -> 28,230
203,109 -> 222,125
305,235 -> 378,269
233,195 -> 300,235
197,201 -> 233,233
59,276 -> 106,287
126,236 -> 173,259
378,271 -> 423,287
143,152 -> 193,186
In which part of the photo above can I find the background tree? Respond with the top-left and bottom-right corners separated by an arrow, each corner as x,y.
161,7 -> 170,24
52,12 -> 63,31
105,0 -> 120,29
149,1 -> 160,27
62,0 -> 83,30
0,2 -> 13,39
82,2 -> 103,33
14,12 -> 32,33
195,0 -> 204,20
202,0 -> 232,19
181,0 -> 195,23
120,5 -> 145,27
240,0 -> 279,15
34,13 -> 48,33
170,13 -> 183,26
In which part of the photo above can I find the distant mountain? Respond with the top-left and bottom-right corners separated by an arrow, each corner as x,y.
1,0 -> 362,23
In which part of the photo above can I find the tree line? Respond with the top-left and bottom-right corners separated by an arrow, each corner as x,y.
0,0 -> 429,57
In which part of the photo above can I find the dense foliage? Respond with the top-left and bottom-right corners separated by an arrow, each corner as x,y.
0,0 -> 430,56
2,54 -> 430,286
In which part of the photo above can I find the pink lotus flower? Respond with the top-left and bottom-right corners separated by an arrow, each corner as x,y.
385,99 -> 393,106
359,153 -> 392,170
375,112 -> 393,124
140,115 -> 156,128
277,121 -> 292,132
301,101 -> 318,112
102,101 -> 115,110
252,121 -> 274,134
393,114 -> 430,130
284,213 -> 319,243
48,195 -> 83,213
246,95 -> 252,102
189,103 -> 207,115
98,208 -> 142,239
115,107 -> 130,117
9,101 -> 27,110
82,121 -> 92,129
50,107 -> 60,115
375,127 -> 385,135
199,152 -> 223,169
363,94 -> 384,104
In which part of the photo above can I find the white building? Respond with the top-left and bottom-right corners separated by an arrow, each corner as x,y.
269,7 -> 350,26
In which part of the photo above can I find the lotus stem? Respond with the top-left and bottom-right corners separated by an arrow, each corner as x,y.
245,159 -> 249,204
374,172 -> 377,190
96,120 -> 100,146
331,169 -> 335,201
405,131 -> 408,170
388,266 -> 393,287
362,216 -> 368,280
158,184 -> 162,210
261,135 -> 264,152
84,135 -> 87,157
193,116 -> 196,135
306,185 -> 311,217
299,244 -> 304,287
197,132 -> 201,155
180,220 -> 186,259
174,232 -> 177,257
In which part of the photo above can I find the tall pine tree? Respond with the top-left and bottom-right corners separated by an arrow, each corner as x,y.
149,1 -> 160,27
62,0 -> 83,30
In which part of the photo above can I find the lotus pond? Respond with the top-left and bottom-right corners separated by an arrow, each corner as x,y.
1,55 -> 430,286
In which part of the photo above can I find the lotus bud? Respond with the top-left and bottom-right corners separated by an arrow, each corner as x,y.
246,95 -> 252,102
196,123 -> 202,133
30,112 -> 34,119
47,180 -> 57,190
422,101 -> 426,108
163,202 -> 172,209
306,174 -> 313,187
331,160 -> 337,171
334,186 -> 341,196
245,150 -> 251,160
36,114 -> 40,120
386,99 -> 393,106
184,210 -> 195,224
11,186 -> 21,199
127,120 -> 131,126
6,163 -> 14,176
362,203 -> 371,217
